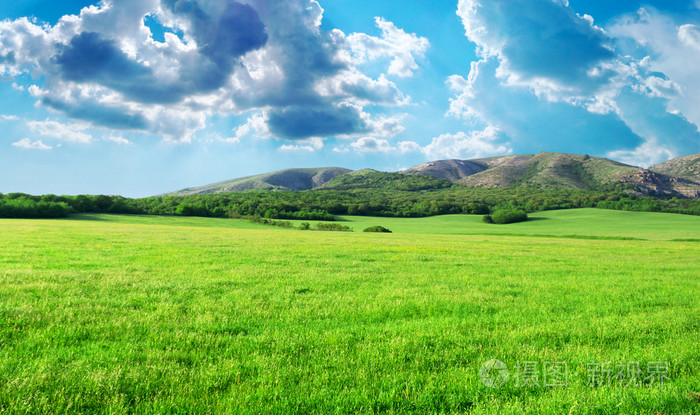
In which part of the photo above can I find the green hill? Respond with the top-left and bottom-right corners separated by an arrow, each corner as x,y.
650,153 -> 700,181
160,152 -> 700,199
401,159 -> 488,182
320,169 -> 454,191
164,167 -> 352,195
399,152 -> 700,197
456,153 -> 639,190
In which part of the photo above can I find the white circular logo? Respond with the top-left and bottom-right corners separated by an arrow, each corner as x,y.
479,359 -> 509,388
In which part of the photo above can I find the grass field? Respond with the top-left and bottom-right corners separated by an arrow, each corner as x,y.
1,209 -> 699,413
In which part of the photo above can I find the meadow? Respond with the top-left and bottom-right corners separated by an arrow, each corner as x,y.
0,209 -> 698,413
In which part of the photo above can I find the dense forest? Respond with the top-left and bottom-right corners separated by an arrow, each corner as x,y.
2,184 -> 700,220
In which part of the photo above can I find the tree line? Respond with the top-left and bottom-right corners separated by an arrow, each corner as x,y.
1,187 -> 700,220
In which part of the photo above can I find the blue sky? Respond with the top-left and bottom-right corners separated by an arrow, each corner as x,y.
1,0 -> 699,196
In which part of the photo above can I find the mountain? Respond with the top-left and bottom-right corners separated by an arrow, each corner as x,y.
454,153 -> 640,189
400,152 -> 700,198
650,153 -> 700,182
401,159 -> 488,182
320,169 -> 454,191
161,152 -> 700,198
641,153 -> 700,198
164,167 -> 352,196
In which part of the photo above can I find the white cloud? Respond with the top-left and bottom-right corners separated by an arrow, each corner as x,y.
278,137 -> 323,152
339,127 -> 510,159
0,114 -> 19,121
27,120 -> 93,143
447,2 -> 700,159
314,71 -> 406,106
678,24 -> 700,50
606,138 -> 675,168
350,136 -> 393,153
234,112 -> 271,141
422,127 -> 512,160
609,8 -> 700,131
279,144 -> 315,152
346,17 -> 429,78
0,1 -> 414,143
12,138 -> 52,150
362,113 -> 406,138
456,0 -> 616,102
105,135 -> 130,145
398,141 -> 421,153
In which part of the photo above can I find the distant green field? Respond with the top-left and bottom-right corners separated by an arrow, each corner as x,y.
78,208 -> 700,240
1,209 -> 699,413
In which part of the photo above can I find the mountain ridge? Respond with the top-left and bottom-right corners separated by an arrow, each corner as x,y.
164,167 -> 352,196
162,152 -> 700,198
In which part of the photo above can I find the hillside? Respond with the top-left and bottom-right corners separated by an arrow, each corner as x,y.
320,169 -> 454,191
606,153 -> 700,198
161,152 -> 700,199
643,153 -> 700,198
399,152 -> 700,198
455,153 -> 639,189
164,167 -> 352,195
650,153 -> 700,181
401,159 -> 488,182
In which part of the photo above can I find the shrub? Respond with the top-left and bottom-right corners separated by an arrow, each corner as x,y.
299,222 -> 311,230
315,223 -> 353,232
269,220 -> 293,228
363,226 -> 392,233
482,215 -> 494,224
0,198 -> 72,219
489,209 -> 528,224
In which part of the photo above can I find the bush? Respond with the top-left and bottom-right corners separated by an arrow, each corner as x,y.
299,222 -> 311,230
489,209 -> 528,224
315,223 -> 353,232
0,198 -> 72,219
482,215 -> 494,224
363,226 -> 392,233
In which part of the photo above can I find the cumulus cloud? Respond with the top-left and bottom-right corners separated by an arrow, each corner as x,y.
0,0 -> 422,143
278,137 -> 324,152
268,103 -> 370,140
606,138 -> 675,168
678,24 -> 700,51
457,0 -> 616,101
233,112 -> 271,141
447,58 -> 642,155
28,120 -> 93,143
105,135 -> 130,145
422,127 -> 512,160
609,8 -> 700,136
398,140 -> 421,153
350,136 -> 393,153
347,17 -> 430,77
335,136 -> 413,154
449,0 -> 700,163
12,138 -> 52,150
338,127 -> 509,160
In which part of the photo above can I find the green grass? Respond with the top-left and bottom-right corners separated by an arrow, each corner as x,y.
313,208 -> 700,241
1,209 -> 699,413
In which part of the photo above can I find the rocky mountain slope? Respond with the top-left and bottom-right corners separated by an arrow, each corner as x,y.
401,159 -> 488,182
650,153 -> 700,181
164,167 -> 352,196
454,153 -> 639,189
162,153 -> 700,198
